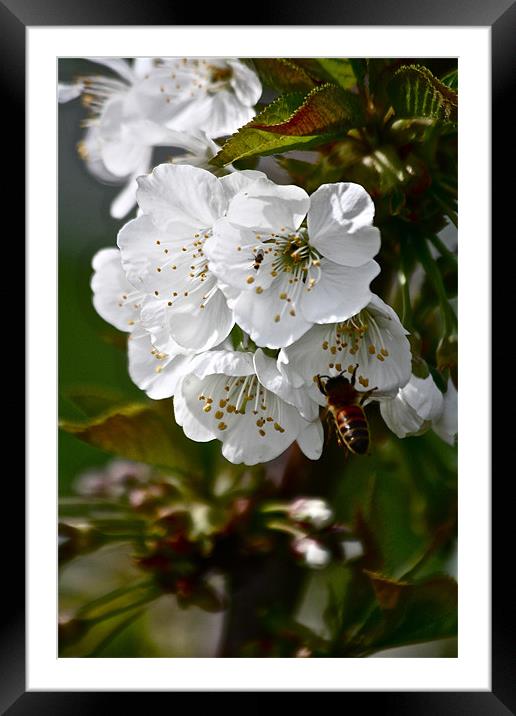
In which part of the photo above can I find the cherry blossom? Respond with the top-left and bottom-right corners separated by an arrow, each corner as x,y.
206,179 -> 381,349
174,348 -> 323,466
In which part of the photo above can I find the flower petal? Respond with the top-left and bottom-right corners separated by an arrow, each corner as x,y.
163,289 -> 234,352
229,273 -> 313,349
218,170 -> 267,203
300,259 -> 379,324
379,393 -> 424,438
227,59 -> 262,107
58,81 -> 84,103
207,219 -> 276,292
403,374 -> 444,422
308,183 -> 380,267
110,148 -> 152,219
226,177 -> 309,233
136,164 -> 227,232
253,349 -> 319,421
128,327 -> 193,399
297,420 -> 324,461
432,378 -> 458,445
379,374 -> 444,439
89,57 -> 135,83
90,248 -> 143,332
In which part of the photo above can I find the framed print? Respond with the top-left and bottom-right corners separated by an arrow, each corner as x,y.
5,0 -> 511,708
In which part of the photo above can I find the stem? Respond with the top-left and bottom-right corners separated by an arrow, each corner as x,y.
428,233 -> 458,267
398,241 -> 414,330
76,580 -> 154,619
415,237 -> 458,335
85,588 -> 160,627
431,191 -> 458,227
85,610 -> 144,657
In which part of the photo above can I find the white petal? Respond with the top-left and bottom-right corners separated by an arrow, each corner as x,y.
379,374 -> 444,439
89,57 -> 135,83
227,59 -> 262,107
218,170 -> 267,203
297,420 -> 324,461
433,378 -> 458,445
189,350 -> 255,380
132,57 -> 155,79
136,164 -> 227,232
308,183 -> 378,262
174,375 -> 217,443
164,290 -> 234,352
90,248 -> 143,332
117,214 -> 178,290
226,177 -> 309,233
207,219 -> 276,292
300,259 -> 379,324
379,393 -> 424,439
312,224 -> 381,268
80,126 -> 121,183
253,349 -> 319,421
230,273 -> 313,349
278,324 -> 335,387
101,138 -> 149,178
58,81 -> 84,103
128,327 -> 193,399
110,149 -> 151,219
110,176 -> 139,220
403,375 -> 444,423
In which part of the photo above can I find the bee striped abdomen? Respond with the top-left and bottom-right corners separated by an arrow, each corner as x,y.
333,404 -> 370,455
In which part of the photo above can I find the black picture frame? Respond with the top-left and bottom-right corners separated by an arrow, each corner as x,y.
6,0 -> 510,710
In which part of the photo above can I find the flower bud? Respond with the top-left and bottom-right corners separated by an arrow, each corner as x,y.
293,537 -> 331,569
288,498 -> 334,530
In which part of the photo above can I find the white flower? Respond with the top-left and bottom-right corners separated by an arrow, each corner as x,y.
135,58 -> 262,138
91,247 -> 145,333
174,348 -> 323,466
432,378 -> 458,445
59,57 -> 261,218
293,537 -> 331,569
90,247 -> 198,399
117,165 -> 273,353
378,373 -> 457,444
206,179 -> 381,349
278,294 -> 412,400
288,498 -> 334,530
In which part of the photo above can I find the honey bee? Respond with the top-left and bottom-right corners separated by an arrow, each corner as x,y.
253,249 -> 265,270
316,365 -> 376,455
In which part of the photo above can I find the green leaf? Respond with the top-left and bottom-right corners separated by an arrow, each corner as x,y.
441,68 -> 458,90
250,84 -> 364,136
251,58 -> 315,92
59,399 -> 198,472
388,65 -> 458,123
63,386 -> 128,418
339,573 -> 457,655
211,91 -> 341,167
311,59 -> 357,89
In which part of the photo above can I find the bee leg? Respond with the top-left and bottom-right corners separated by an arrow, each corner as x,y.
316,375 -> 328,395
349,363 -> 360,387
359,386 -> 378,406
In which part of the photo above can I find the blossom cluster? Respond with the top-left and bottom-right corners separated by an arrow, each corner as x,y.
74,57 -> 457,466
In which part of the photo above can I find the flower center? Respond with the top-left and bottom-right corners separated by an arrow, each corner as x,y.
271,230 -> 320,277
251,229 -> 322,323
313,310 -> 391,388
197,373 -> 286,437
339,310 -> 390,362
80,76 -> 129,119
